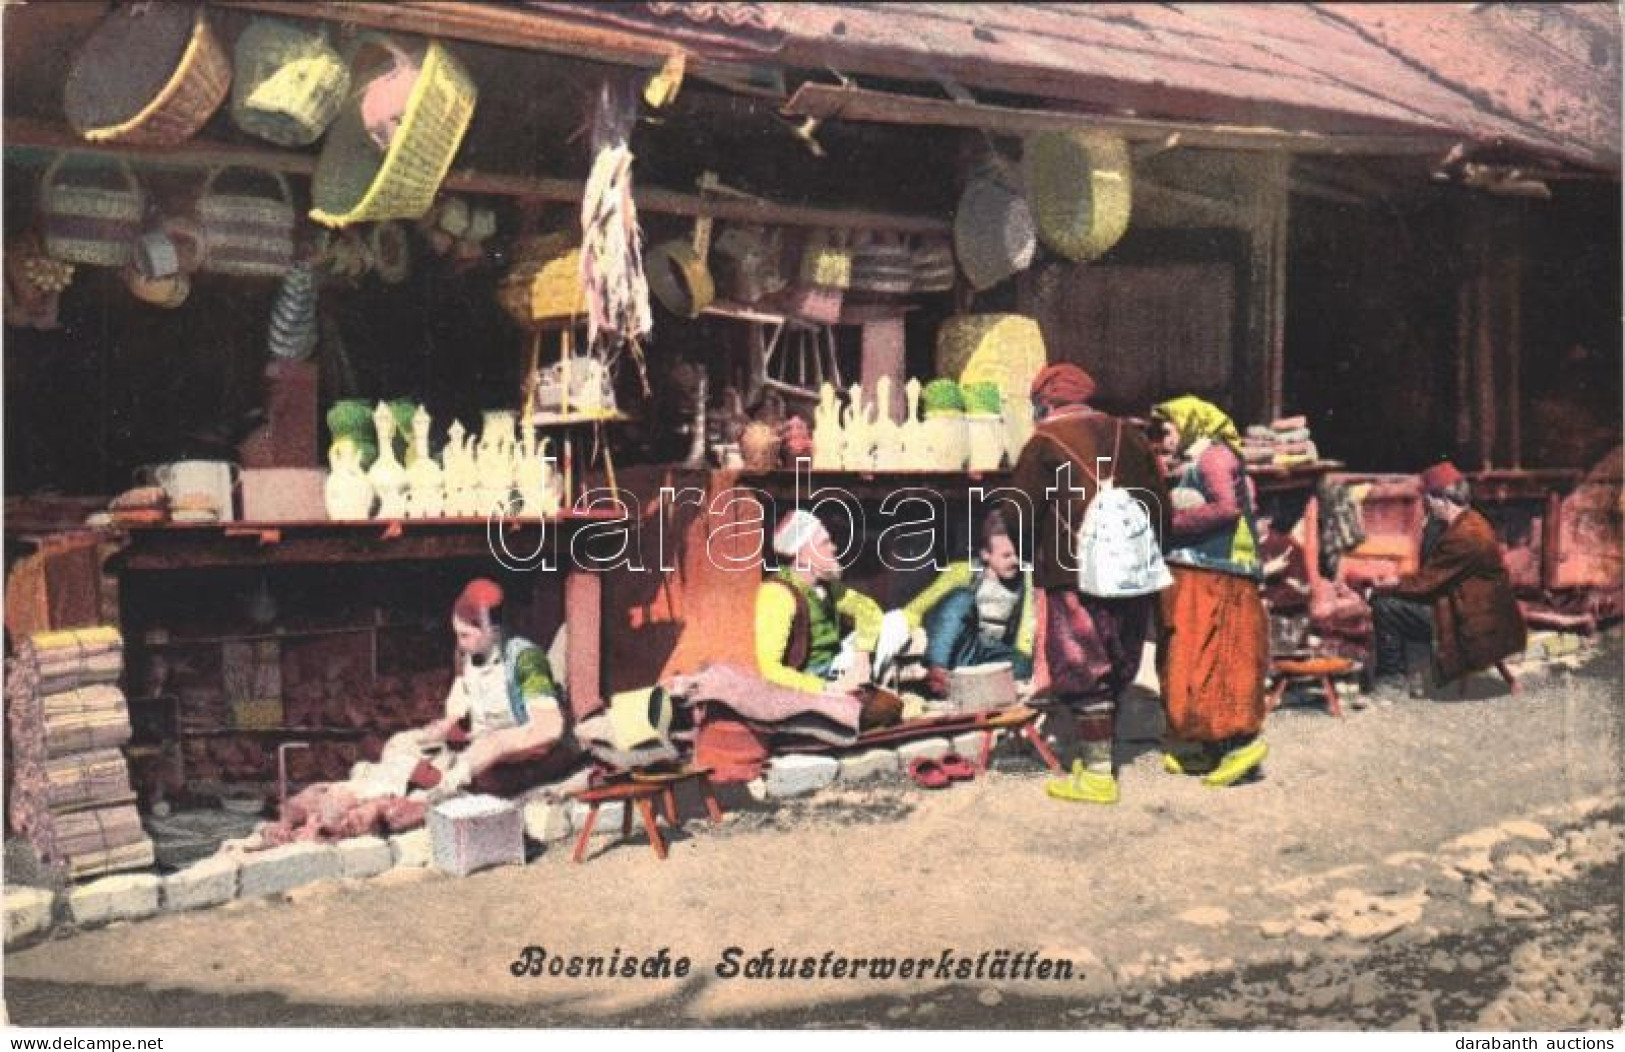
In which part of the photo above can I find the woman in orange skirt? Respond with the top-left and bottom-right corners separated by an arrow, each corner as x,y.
1150,396 -> 1270,787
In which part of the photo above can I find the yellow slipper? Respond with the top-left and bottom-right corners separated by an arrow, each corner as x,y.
1202,739 -> 1269,788
1046,760 -> 1119,804
1162,748 -> 1217,776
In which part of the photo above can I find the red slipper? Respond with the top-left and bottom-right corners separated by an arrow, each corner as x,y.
907,757 -> 951,790
939,753 -> 977,781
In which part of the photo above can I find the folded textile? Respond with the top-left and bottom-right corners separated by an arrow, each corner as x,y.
1270,415 -> 1308,432
1272,427 -> 1312,444
683,662 -> 862,741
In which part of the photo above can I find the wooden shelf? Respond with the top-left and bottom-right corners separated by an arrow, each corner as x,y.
140,621 -> 423,649
108,514 -> 627,570
4,116 -> 949,235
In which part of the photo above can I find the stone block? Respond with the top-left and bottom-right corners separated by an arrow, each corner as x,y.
567,799 -> 626,835
765,754 -> 839,798
895,737 -> 952,766
336,836 -> 394,879
838,748 -> 900,782
5,887 -> 55,945
162,855 -> 239,912
68,874 -> 160,926
523,800 -> 573,844
390,829 -> 431,868
238,843 -> 339,898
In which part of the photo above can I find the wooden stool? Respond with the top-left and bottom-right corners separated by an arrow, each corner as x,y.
631,765 -> 725,827
569,766 -> 723,863
1267,656 -> 1358,717
973,704 -> 1064,774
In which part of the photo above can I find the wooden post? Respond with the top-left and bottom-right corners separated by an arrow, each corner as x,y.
564,568 -> 603,719
860,316 -> 906,423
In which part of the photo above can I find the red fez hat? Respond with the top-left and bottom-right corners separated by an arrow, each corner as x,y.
1420,461 -> 1465,492
1030,363 -> 1098,409
453,578 -> 504,624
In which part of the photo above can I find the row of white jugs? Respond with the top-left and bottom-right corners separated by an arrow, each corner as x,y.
810,377 -> 1035,473
325,404 -> 565,521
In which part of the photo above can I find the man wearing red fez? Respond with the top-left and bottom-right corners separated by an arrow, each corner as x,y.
1369,462 -> 1526,696
413,577 -> 576,797
996,362 -> 1169,805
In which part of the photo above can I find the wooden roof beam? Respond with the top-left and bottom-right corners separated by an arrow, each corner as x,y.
784,83 -> 1459,157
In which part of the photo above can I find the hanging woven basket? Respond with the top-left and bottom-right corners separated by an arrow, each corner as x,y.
936,314 -> 1049,408
63,3 -> 231,147
309,38 -> 477,227
197,166 -> 297,279
953,160 -> 1036,292
1023,130 -> 1132,262
231,18 -> 351,148
647,239 -> 715,318
39,154 -> 148,268
711,225 -> 786,304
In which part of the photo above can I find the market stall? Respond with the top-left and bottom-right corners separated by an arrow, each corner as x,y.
3,1 -> 1618,882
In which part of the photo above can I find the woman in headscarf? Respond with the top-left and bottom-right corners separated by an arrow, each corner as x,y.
1149,396 -> 1270,787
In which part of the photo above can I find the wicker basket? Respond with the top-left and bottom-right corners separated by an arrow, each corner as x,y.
953,160 -> 1035,291
64,3 -> 230,147
309,39 -> 477,227
197,166 -> 296,279
231,18 -> 350,147
1024,131 -> 1132,262
849,231 -> 913,294
936,314 -> 1048,406
798,229 -> 852,289
39,154 -> 147,267
647,238 -> 715,318
711,225 -> 785,303
497,234 -> 586,327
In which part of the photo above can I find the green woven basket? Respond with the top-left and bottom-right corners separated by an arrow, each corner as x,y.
1023,131 -> 1132,262
922,378 -> 965,416
309,38 -> 476,227
961,381 -> 1003,416
231,18 -> 350,147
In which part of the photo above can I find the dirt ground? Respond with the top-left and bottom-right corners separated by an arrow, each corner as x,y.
5,637 -> 1622,1030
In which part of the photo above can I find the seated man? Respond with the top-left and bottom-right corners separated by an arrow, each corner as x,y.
755,509 -> 884,693
1369,462 -> 1527,696
413,578 -> 579,797
902,509 -> 1036,696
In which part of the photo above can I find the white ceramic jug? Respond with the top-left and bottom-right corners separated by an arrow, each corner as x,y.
151,459 -> 238,521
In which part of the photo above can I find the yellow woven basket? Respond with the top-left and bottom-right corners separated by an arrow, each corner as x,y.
65,4 -> 231,147
936,314 -> 1049,406
497,234 -> 587,327
310,39 -> 477,228
1023,131 -> 1132,262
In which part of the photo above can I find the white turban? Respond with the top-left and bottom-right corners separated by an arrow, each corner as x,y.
773,509 -> 825,559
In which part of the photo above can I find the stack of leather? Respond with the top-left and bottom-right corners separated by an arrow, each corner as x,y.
5,627 -> 155,880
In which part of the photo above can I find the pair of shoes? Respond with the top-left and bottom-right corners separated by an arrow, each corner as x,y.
907,753 -> 976,790
1202,739 -> 1269,787
1046,759 -> 1119,804
1161,748 -> 1217,777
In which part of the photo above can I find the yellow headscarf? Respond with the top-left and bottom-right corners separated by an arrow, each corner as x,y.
1153,395 -> 1243,455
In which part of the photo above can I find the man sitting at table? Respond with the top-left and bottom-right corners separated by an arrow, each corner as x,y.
903,509 -> 1036,697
